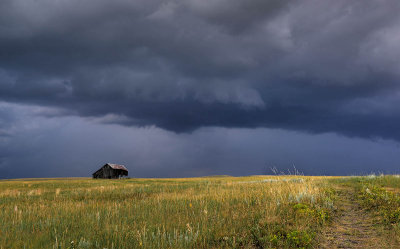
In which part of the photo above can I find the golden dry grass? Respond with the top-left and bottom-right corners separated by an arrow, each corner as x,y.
0,175 -> 337,248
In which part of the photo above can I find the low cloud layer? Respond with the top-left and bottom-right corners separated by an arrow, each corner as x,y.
1,102 -> 399,179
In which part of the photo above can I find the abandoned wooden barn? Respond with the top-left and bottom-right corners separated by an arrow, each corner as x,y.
92,163 -> 128,179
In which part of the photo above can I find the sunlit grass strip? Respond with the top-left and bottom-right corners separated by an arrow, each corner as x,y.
0,176 -> 336,248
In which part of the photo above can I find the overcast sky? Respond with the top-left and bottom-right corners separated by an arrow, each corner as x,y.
1,0 -> 400,178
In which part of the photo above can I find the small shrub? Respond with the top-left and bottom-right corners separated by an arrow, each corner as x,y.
358,183 -> 400,227
384,208 -> 400,224
287,230 -> 313,248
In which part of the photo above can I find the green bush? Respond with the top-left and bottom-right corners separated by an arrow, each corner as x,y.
384,208 -> 400,224
287,230 -> 313,248
292,203 -> 330,225
358,184 -> 400,226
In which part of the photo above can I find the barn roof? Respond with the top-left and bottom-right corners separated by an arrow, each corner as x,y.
106,163 -> 128,171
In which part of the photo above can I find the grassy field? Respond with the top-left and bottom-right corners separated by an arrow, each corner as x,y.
2,175 -> 400,248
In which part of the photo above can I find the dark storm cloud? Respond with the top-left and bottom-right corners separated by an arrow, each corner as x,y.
1,0 -> 400,140
2,104 -> 400,179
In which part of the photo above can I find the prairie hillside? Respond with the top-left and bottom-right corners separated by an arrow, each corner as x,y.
1,175 -> 400,248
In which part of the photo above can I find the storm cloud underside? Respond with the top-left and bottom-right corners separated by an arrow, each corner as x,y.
1,0 -> 400,177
